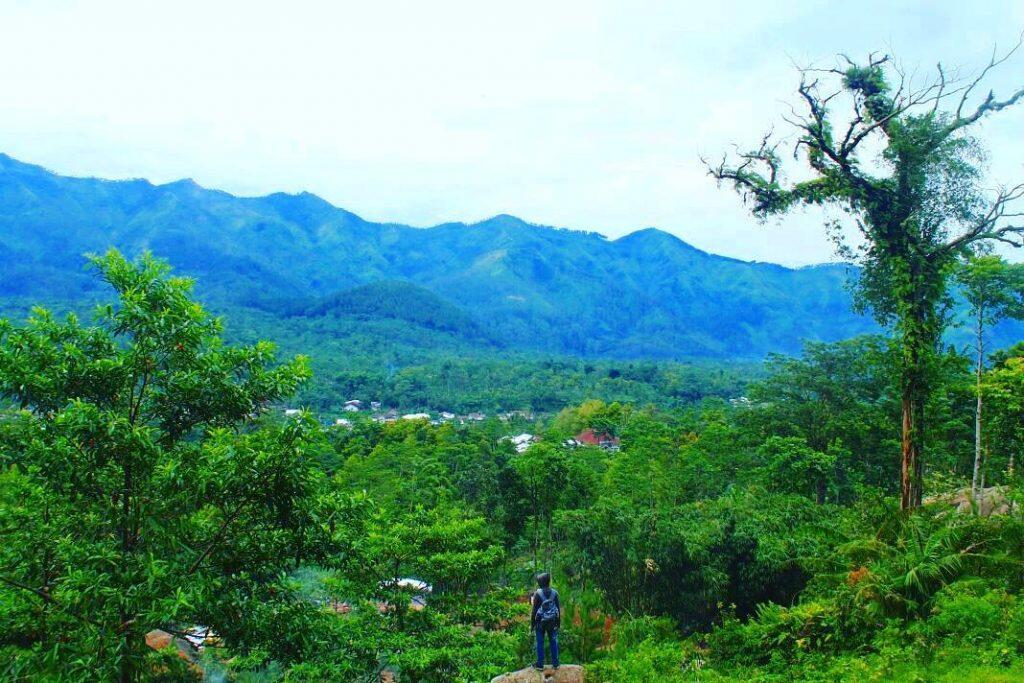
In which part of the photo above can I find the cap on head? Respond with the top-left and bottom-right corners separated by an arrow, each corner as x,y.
536,572 -> 551,588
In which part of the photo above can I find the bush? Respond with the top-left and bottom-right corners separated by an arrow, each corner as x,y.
706,599 -> 863,666
610,616 -> 679,649
587,639 -> 688,683
923,582 -> 1011,646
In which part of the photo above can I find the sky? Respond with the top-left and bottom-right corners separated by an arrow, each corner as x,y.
1,0 -> 1022,265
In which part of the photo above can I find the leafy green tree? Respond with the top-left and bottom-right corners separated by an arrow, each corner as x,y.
744,337 -> 898,495
334,419 -> 451,511
985,356 -> 1024,478
708,46 -> 1024,508
315,499 -> 515,681
955,253 -> 1024,496
757,436 -> 838,504
548,399 -> 629,440
330,502 -> 503,632
0,251 -> 324,681
511,442 -> 571,568
559,489 -> 843,629
989,340 -> 1024,368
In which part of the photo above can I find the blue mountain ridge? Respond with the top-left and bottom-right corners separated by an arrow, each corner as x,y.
0,153 -> 1016,358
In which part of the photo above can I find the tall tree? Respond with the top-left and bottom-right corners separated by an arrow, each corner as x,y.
985,356 -> 1024,479
707,43 -> 1024,508
511,443 -> 570,568
743,336 -> 898,493
955,253 -> 1024,497
0,251 -> 325,681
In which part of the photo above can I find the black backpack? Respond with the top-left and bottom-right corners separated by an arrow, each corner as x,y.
537,588 -> 559,625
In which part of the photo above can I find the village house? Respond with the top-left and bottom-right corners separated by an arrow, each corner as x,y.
372,409 -> 400,423
570,428 -> 621,451
499,410 -> 535,422
402,412 -> 431,421
508,433 -> 539,453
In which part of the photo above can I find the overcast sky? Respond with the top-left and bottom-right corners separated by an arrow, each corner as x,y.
1,0 -> 1022,265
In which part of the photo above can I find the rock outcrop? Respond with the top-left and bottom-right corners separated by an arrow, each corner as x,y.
926,486 -> 1013,517
491,664 -> 584,683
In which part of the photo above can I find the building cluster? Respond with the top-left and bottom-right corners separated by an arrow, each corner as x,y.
501,428 -> 622,454
278,405 -> 620,452
280,401 -> 534,429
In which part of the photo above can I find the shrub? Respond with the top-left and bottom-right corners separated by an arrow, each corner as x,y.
587,639 -> 688,683
609,616 -> 679,650
924,583 -> 1011,646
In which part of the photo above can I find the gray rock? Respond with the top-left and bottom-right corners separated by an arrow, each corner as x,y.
490,664 -> 584,683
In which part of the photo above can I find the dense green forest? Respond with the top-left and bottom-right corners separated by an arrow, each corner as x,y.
0,293 -> 754,416
2,252 -> 1023,682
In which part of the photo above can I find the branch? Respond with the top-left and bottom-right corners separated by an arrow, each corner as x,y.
931,63 -> 946,116
185,426 -> 303,575
702,133 -> 787,215
940,183 -> 1024,255
841,73 -> 946,153
789,69 -> 880,197
949,32 -> 1024,132
0,574 -> 103,629
186,505 -> 247,575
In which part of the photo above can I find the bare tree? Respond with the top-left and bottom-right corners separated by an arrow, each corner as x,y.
706,38 -> 1024,508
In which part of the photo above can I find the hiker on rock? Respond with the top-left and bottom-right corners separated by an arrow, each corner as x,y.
530,572 -> 560,670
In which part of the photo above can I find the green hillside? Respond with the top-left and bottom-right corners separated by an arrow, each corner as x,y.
0,153 -> 896,359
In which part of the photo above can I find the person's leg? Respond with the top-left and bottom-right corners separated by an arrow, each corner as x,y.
534,627 -> 544,668
549,627 -> 560,668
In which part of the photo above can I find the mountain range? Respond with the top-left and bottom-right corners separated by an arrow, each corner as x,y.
1,153 -> 1017,359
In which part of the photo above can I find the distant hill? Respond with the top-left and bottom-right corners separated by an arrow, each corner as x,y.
277,280 -> 494,345
0,153 -> 1018,358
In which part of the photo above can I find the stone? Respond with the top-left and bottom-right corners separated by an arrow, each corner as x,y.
144,629 -> 202,677
144,629 -> 175,652
926,486 -> 1013,517
490,664 -> 584,683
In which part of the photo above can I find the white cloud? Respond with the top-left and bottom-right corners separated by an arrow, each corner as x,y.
0,0 -> 1021,265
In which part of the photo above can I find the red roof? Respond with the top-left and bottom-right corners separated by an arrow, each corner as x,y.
575,429 -> 619,446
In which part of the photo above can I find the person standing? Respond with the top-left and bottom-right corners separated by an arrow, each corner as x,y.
530,572 -> 560,670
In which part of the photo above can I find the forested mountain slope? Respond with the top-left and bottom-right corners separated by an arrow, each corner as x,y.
1,153 -> 1017,358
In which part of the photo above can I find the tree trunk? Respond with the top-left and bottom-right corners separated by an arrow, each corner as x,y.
972,307 -> 984,499
981,437 -> 988,491
120,459 -> 134,683
900,394 -> 918,509
900,345 -> 925,510
532,485 -> 539,569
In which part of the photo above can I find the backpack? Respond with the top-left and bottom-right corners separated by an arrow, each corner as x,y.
537,588 -> 559,625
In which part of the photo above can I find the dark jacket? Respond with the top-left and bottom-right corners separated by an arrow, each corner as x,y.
531,587 -> 560,629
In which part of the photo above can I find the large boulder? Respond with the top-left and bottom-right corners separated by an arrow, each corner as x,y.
926,486 -> 1013,516
491,664 -> 584,683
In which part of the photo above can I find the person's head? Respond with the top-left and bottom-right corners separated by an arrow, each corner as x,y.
536,572 -> 551,589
